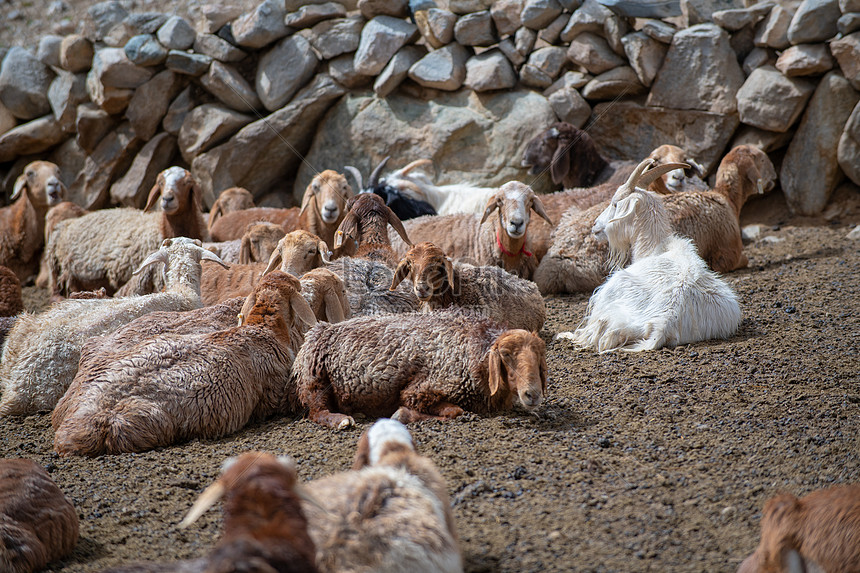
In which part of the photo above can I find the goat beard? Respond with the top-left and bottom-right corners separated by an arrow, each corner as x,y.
605,234 -> 631,272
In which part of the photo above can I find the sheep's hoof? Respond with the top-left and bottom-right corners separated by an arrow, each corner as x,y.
336,416 -> 355,431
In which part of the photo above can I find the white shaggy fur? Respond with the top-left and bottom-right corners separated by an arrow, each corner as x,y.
382,160 -> 497,216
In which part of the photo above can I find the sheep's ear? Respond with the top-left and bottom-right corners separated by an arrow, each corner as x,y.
11,174 -> 27,201
299,184 -> 315,216
263,248 -> 282,276
444,256 -> 455,291
480,196 -> 501,224
208,202 -> 223,230
290,292 -> 318,329
318,241 -> 332,264
133,249 -> 169,275
322,289 -> 346,323
239,235 -> 252,264
334,212 -> 359,248
609,195 -> 639,223
200,248 -> 229,269
549,142 -> 570,185
390,258 -> 410,290
143,180 -> 162,212
238,291 -> 257,325
488,348 -> 504,397
190,181 -> 204,210
531,195 -> 554,226
387,207 -> 412,247
351,430 -> 372,470
540,352 -> 548,394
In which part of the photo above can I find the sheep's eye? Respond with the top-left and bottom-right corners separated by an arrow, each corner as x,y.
25,170 -> 34,178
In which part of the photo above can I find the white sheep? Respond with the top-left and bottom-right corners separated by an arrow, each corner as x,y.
0,238 -> 227,417
557,159 -> 742,352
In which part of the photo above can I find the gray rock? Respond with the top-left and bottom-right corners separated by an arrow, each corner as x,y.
38,36 -> 64,68
232,0 -> 292,49
358,0 -> 409,18
729,124 -> 794,152
257,35 -> 319,112
781,71 -> 860,215
566,32 -> 626,75
295,87 -> 557,200
647,23 -> 744,114
840,102 -> 860,186
165,51 -> 213,76
582,66 -> 646,99
498,38 -> 526,65
202,61 -> 261,113
354,16 -> 419,76
449,0 -> 494,14
329,53 -> 374,88
788,0 -> 840,44
464,49 -> 518,91
127,70 -> 187,141
838,13 -> 860,35
110,132 -> 178,208
587,100 -> 739,173
521,0 -> 563,30
85,68 -> 132,114
754,3 -> 792,49
75,103 -> 117,153
681,0 -> 746,27
775,44 -> 834,77
742,46 -> 776,75
287,0 -> 358,10
92,47 -> 153,88
162,87 -> 195,136
0,102 -> 15,137
544,70 -> 592,94
521,46 -> 567,88
309,17 -> 364,60
102,21 -> 137,48
622,30 -> 668,87
639,19 -> 677,43
47,71 -> 87,133
515,26 -> 537,56
197,3 -> 245,34
71,121 -> 141,209
455,10 -> 497,46
415,8 -> 456,48
179,104 -> 255,163
59,35 -> 94,73
595,0 -> 681,18
712,2 -> 774,31
491,0 -> 523,36
408,42 -> 471,90
124,34 -> 168,67
558,0 -> 582,8
194,33 -> 248,62
548,85 -> 591,126
84,1 -> 128,42
374,45 -> 426,97
0,116 -> 66,163
124,12 -> 169,35
285,2 -> 347,28
561,0 -> 628,52
830,32 -> 860,91
0,47 -> 55,120
736,66 -> 815,132
539,13 -> 571,44
192,75 -> 347,206
842,0 -> 860,12
156,16 -> 197,50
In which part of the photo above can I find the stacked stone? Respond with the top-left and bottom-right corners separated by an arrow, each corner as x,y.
0,0 -> 858,215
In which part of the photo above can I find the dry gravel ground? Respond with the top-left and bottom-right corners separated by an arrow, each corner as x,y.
4,190 -> 860,573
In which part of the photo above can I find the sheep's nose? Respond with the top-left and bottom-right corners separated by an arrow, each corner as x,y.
415,284 -> 432,300
322,202 -> 339,222
521,389 -> 541,408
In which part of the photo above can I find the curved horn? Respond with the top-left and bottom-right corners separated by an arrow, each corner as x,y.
387,207 -> 412,247
179,481 -> 225,529
398,159 -> 433,176
368,156 -> 390,187
132,249 -> 169,275
622,158 -> 657,193
344,166 -> 363,191
199,248 -> 229,269
636,162 -> 691,190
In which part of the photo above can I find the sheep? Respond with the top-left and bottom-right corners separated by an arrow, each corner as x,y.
46,166 -> 209,298
209,170 -> 354,251
334,193 -> 413,268
300,268 -> 351,323
0,161 -> 66,283
103,453 -> 319,573
291,309 -> 547,429
389,182 -> 553,280
264,230 -> 333,278
324,256 -> 420,317
737,484 -> 860,573
206,186 -> 256,232
202,220 -> 286,265
344,157 -> 438,220
35,201 -> 89,289
0,265 -> 23,317
557,159 -> 742,352
0,459 -> 79,573
301,419 -> 463,573
0,238 -> 227,417
390,242 -> 545,332
52,271 -> 317,456
534,145 -> 777,294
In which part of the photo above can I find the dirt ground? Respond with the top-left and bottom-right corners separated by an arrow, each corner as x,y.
2,188 -> 858,573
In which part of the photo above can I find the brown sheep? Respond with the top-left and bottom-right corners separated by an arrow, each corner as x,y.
291,309 -> 547,429
0,458 -> 79,573
299,268 -> 351,324
209,170 -> 354,251
35,201 -> 89,289
206,186 -> 256,232
0,264 -> 23,317
0,161 -> 66,283
52,271 -> 316,456
738,484 -> 860,573
334,193 -> 413,268
263,230 -> 332,277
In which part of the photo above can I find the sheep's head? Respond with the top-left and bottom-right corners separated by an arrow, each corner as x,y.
481,182 -> 552,240
302,267 -> 351,323
488,330 -> 547,412
521,122 -> 608,188
239,221 -> 286,264
716,145 -> 777,205
144,167 -> 201,216
301,170 -> 354,226
238,270 -> 317,332
208,187 -> 255,230
132,237 -> 229,276
12,161 -> 66,210
334,193 -> 412,249
351,418 -> 414,470
646,145 -> 706,193
263,230 -> 331,278
390,242 -> 453,301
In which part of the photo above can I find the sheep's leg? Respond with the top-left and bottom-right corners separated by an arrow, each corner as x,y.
308,409 -> 355,430
395,386 -> 464,423
392,403 -> 464,423
302,369 -> 355,430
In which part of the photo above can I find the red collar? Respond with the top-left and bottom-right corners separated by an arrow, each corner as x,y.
496,230 -> 533,257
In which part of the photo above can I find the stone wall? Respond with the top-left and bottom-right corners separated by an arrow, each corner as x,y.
0,0 -> 858,215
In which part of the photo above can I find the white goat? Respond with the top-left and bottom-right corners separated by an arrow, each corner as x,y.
382,159 -> 498,216
557,160 -> 742,352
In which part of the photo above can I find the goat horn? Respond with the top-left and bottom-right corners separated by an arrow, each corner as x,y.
636,162 -> 691,190
199,248 -> 229,269
178,481 -> 225,528
368,156 -> 390,187
622,158 -> 657,192
343,166 -> 363,191
398,159 -> 433,176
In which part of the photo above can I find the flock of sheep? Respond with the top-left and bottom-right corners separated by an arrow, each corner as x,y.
0,122 -> 857,572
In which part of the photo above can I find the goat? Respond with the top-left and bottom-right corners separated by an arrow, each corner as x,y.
345,157 -> 438,220
557,159 -> 742,352
390,242 -> 545,331
0,161 -> 66,283
0,459 -> 79,573
0,238 -> 227,417
52,271 -> 316,456
291,309 -> 547,429
207,186 -> 256,232
334,193 -> 413,268
303,419 -> 463,573
737,484 -> 860,573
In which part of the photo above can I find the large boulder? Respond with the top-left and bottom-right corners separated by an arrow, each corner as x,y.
0,47 -> 55,120
839,102 -> 860,186
294,88 -> 558,201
